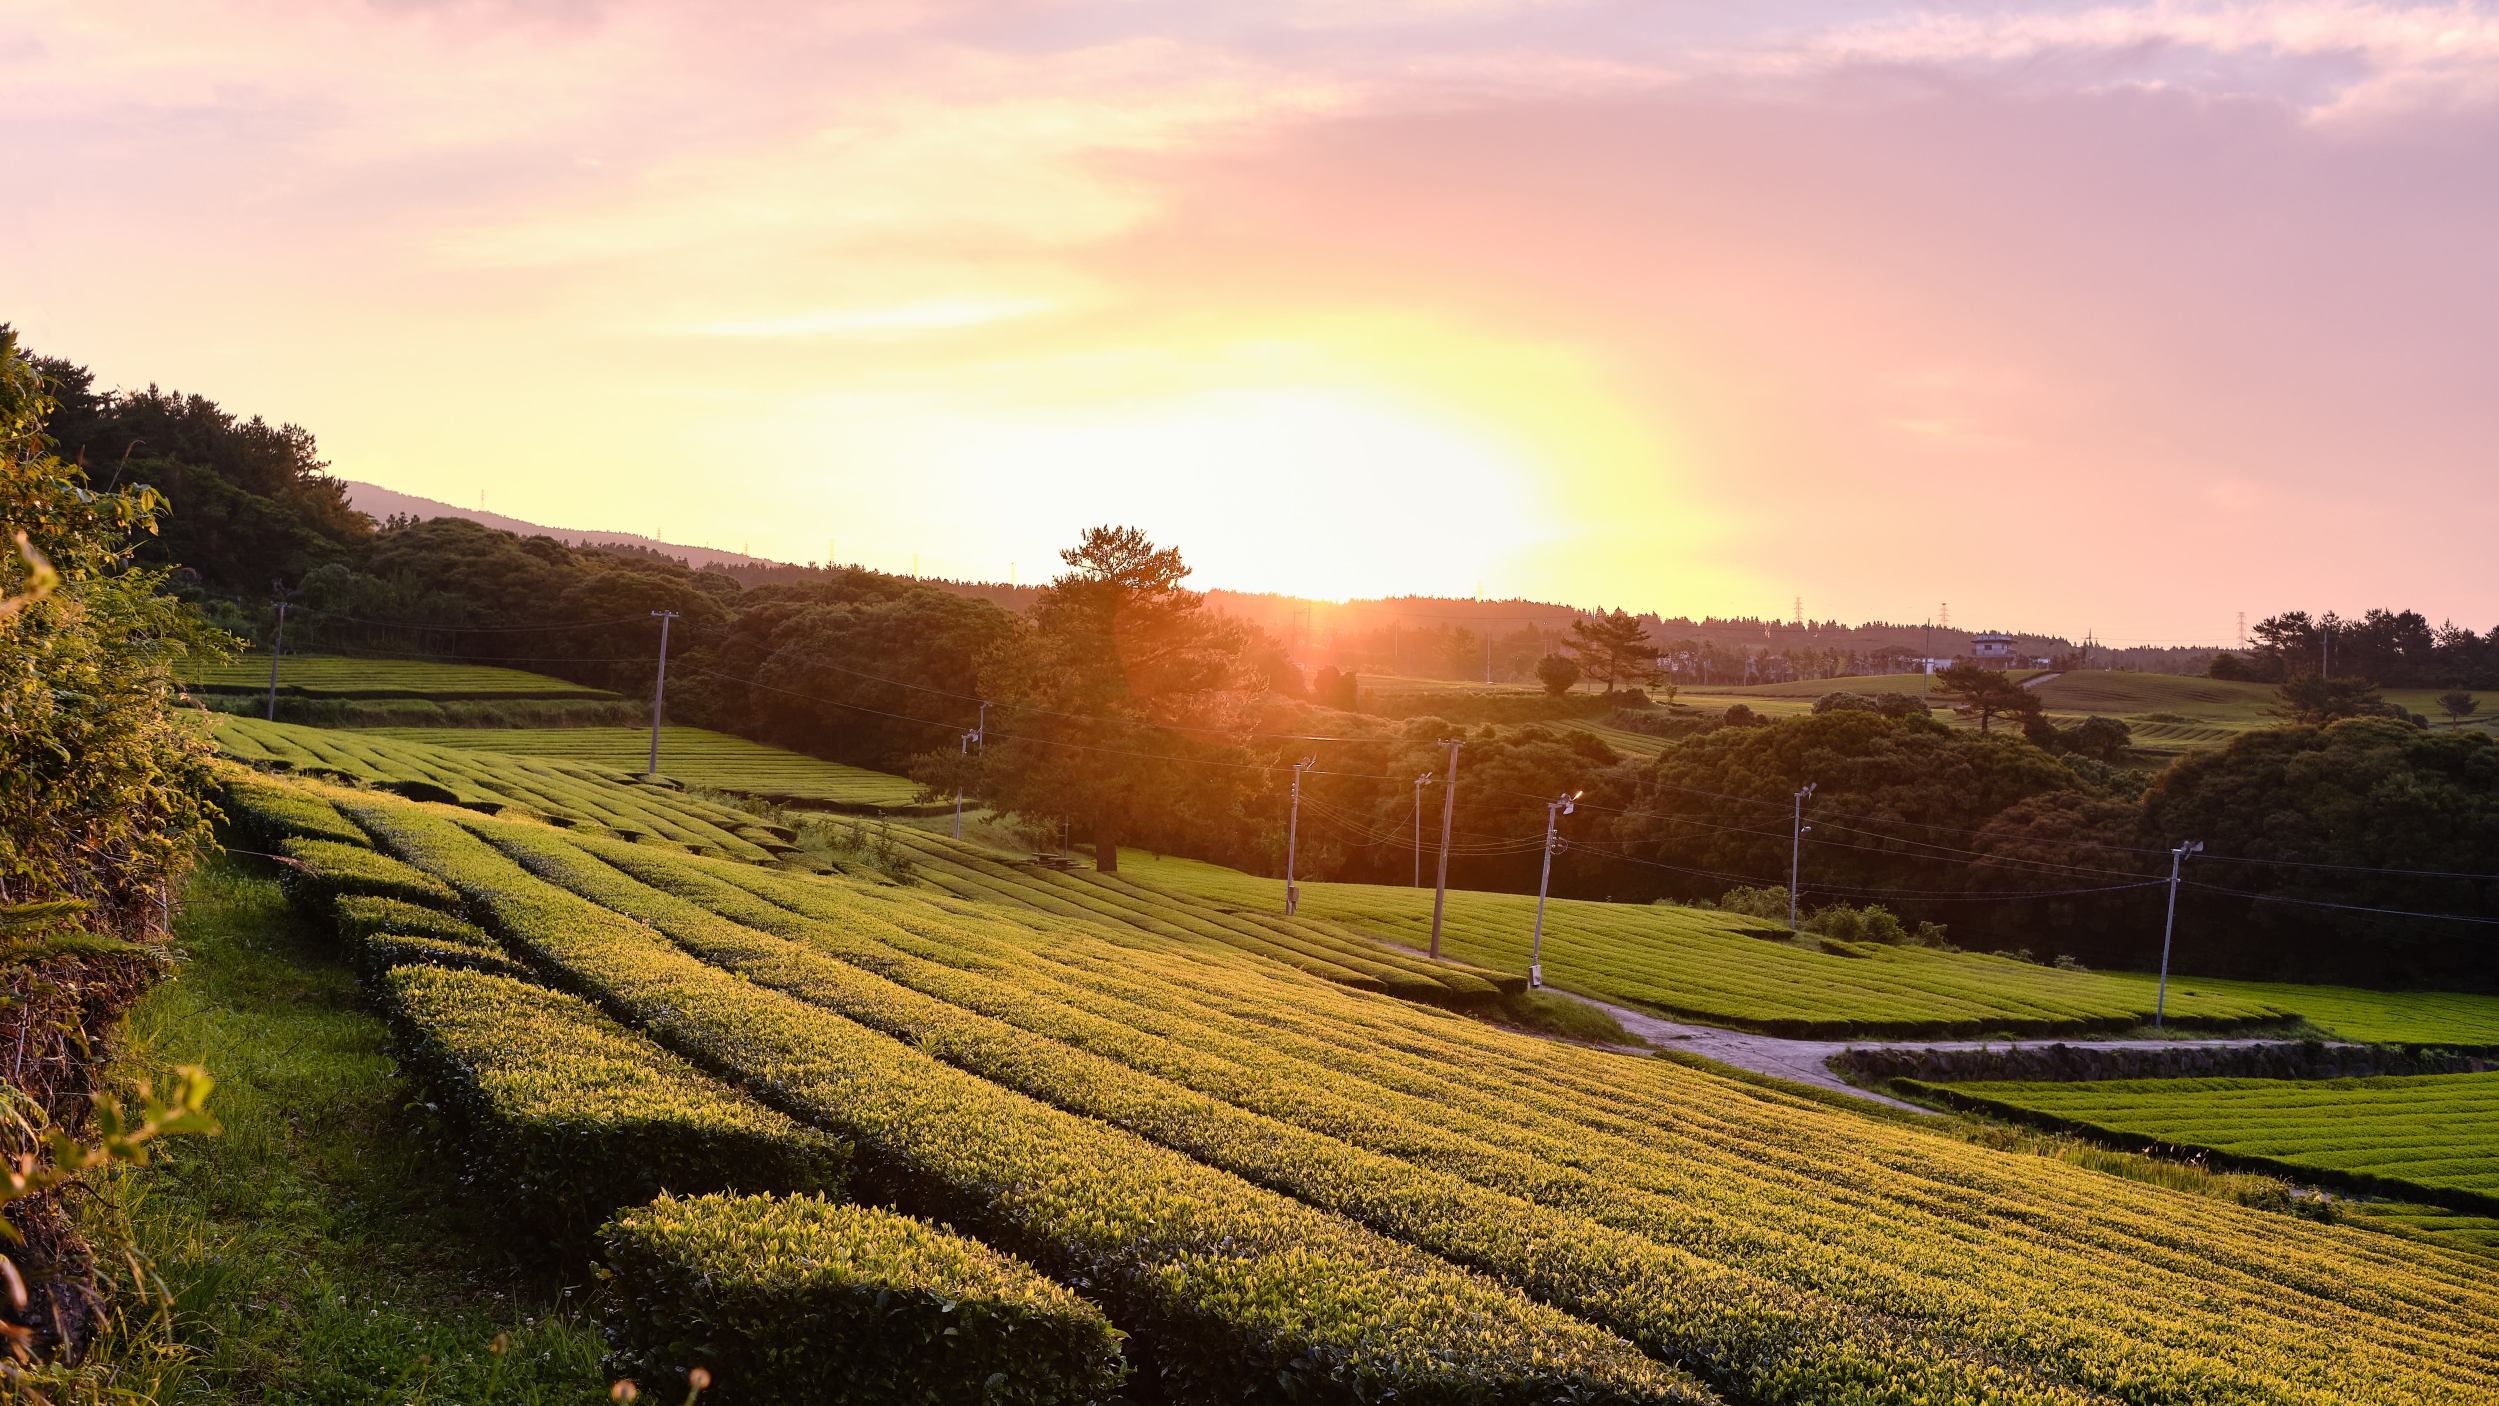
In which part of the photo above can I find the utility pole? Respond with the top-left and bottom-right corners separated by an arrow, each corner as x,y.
263,583 -> 290,721
1789,782 -> 1817,932
952,703 -> 988,840
2155,840 -> 2203,1028
1529,790 -> 1580,988
953,731 -> 976,838
1284,756 -> 1317,916
1484,630 -> 1493,685
1412,771 -> 1434,888
1427,738 -> 1462,958
646,610 -> 678,776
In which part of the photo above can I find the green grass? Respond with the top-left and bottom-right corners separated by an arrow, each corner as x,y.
2172,979 -> 2499,1049
1117,851 -> 2295,1038
184,654 -> 618,701
366,724 -> 924,809
1922,1071 -> 2499,1214
74,861 -> 608,1402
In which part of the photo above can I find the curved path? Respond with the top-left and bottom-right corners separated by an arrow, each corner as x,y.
1568,992 -> 2332,1114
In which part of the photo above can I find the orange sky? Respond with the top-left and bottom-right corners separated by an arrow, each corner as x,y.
10,1 -> 2499,639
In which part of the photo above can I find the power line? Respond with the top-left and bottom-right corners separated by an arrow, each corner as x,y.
2183,882 -> 2499,927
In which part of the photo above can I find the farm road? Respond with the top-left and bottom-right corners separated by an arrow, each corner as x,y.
1568,993 -> 2325,1115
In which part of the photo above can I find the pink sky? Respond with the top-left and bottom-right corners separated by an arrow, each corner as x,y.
8,1 -> 2497,639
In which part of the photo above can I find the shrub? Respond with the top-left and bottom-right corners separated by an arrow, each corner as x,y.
364,932 -> 534,981
1716,885 -> 1790,922
277,836 -> 460,908
334,895 -> 492,949
600,1193 -> 1127,1406
382,966 -> 847,1244
220,775 -> 367,849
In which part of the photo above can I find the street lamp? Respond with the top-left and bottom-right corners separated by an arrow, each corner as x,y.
1529,790 -> 1582,989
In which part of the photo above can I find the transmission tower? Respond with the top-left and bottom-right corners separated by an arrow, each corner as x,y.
1939,601 -> 1951,631
2237,611 -> 2247,649
1792,596 -> 1803,628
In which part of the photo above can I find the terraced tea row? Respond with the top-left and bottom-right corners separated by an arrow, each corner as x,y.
369,724 -> 925,809
1923,1072 -> 2499,1213
215,717 -> 794,863
873,825 -> 1520,1007
1119,853 -> 2292,1037
335,795 -> 1707,1405
186,653 -> 620,700
243,773 -> 2499,1404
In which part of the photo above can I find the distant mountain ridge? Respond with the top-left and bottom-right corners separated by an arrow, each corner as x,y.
342,481 -> 781,572
346,481 -> 2214,668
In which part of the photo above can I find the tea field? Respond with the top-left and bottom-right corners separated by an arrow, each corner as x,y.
870,822 -> 1520,1007
1122,853 -> 2499,1046
214,717 -> 799,863
369,724 -> 925,809
185,652 -> 620,701
1117,853 -> 2293,1037
1917,1072 -> 2499,1213
214,768 -> 2499,1404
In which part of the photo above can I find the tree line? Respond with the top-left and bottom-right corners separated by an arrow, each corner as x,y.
2214,608 -> 2499,689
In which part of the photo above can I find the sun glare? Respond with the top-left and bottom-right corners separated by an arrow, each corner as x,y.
940,386 -> 1555,602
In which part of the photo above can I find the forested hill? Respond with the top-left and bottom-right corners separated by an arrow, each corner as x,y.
342,481 -> 778,573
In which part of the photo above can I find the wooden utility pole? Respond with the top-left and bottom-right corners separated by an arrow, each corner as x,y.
1428,738 -> 1462,958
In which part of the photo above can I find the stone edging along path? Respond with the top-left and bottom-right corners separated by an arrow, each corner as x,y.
1558,992 -> 2341,1115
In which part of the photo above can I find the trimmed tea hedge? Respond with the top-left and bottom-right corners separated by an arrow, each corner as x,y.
221,773 -> 369,849
277,836 -> 460,909
383,965 -> 848,1243
333,895 -> 492,948
601,1193 -> 1126,1405
364,932 -> 534,981
347,798 -> 1704,1406
234,769 -> 2499,1406
331,895 -> 524,976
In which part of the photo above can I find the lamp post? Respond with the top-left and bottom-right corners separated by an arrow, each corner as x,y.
1529,790 -> 1581,989
2155,840 -> 2203,1028
1789,782 -> 1817,932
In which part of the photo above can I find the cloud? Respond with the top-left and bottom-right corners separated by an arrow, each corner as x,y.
1748,3 -> 2499,123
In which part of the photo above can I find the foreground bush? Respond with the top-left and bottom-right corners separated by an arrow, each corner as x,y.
601,1193 -> 1126,1405
383,966 -> 847,1242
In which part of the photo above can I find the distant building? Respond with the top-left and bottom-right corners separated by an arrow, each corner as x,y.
1970,632 -> 2021,670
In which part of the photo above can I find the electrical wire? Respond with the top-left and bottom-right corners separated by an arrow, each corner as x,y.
2182,882 -> 2499,927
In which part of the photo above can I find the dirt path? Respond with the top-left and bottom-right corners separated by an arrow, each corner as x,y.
1566,992 -> 2326,1115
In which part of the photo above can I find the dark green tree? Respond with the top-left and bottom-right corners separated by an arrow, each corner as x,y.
2275,674 -> 2390,725
1934,663 -> 2043,734
964,526 -> 1254,874
2438,690 -> 2480,724
1564,609 -> 1653,693
1535,652 -> 1580,696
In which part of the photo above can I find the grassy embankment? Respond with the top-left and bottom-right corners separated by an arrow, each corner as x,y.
67,860 -> 605,1402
